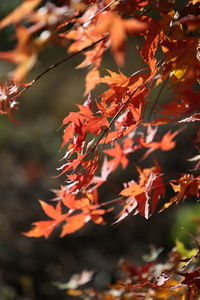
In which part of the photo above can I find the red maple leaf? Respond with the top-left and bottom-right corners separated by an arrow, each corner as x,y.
140,130 -> 181,159
24,201 -> 67,238
104,142 -> 129,171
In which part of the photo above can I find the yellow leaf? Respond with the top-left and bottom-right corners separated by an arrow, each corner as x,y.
67,289 -> 83,296
172,64 -> 187,80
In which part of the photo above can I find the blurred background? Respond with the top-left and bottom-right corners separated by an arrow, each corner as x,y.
0,0 -> 199,299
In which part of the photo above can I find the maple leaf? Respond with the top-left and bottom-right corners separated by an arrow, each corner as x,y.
160,174 -> 200,212
84,68 -> 100,96
154,89 -> 200,125
100,69 -> 130,87
103,142 -> 129,171
24,220 -> 59,239
102,136 -> 134,168
96,12 -> 148,66
114,197 -> 137,224
151,160 -> 165,213
157,130 -> 179,151
0,2 -> 70,83
179,268 -> 200,293
4,0 -> 198,245
76,41 -> 105,95
0,0 -> 41,29
51,185 -> 66,201
101,70 -> 147,112
175,15 -> 200,34
93,157 -> 113,189
99,70 -> 147,134
61,123 -> 74,148
60,5 -> 108,96
62,104 -> 91,128
116,0 -> 149,16
24,188 -> 109,238
160,37 -> 199,86
188,152 -> 200,171
83,114 -> 109,135
153,279 -> 185,299
119,165 -> 164,219
58,152 -> 86,177
59,191 -> 109,237
70,152 -> 99,192
62,5 -> 101,53
61,193 -> 78,210
77,41 -> 104,70
60,214 -> 86,237
24,201 -> 67,238
178,113 -> 200,123
140,130 -> 181,159
139,19 -> 162,77
0,80 -> 20,114
61,190 -> 97,211
61,104 -> 92,152
157,99 -> 189,122
55,270 -> 94,290
100,69 -> 146,92
0,25 -> 37,82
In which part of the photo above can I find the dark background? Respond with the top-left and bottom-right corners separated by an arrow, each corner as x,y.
0,1 -> 199,299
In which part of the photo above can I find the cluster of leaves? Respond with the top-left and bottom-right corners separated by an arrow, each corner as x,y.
60,233 -> 200,299
0,0 -> 199,238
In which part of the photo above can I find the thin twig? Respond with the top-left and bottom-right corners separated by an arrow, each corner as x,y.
92,86 -> 142,149
15,35 -> 108,99
91,59 -> 165,151
147,77 -> 169,122
58,0 -> 118,33
12,0 -> 118,101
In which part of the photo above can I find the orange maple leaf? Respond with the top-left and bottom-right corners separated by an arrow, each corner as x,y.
114,197 -> 137,224
104,142 -> 129,171
120,166 -> 164,219
60,214 -> 86,237
120,168 -> 160,219
141,130 -> 181,159
60,191 -> 108,237
24,201 -> 67,238
139,19 -> 162,77
0,0 -> 41,29
0,25 -> 37,82
76,41 -> 105,95
84,68 -> 100,96
160,174 -> 200,212
97,12 -> 148,66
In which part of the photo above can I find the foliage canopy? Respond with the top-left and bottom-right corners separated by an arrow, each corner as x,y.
0,0 -> 200,298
